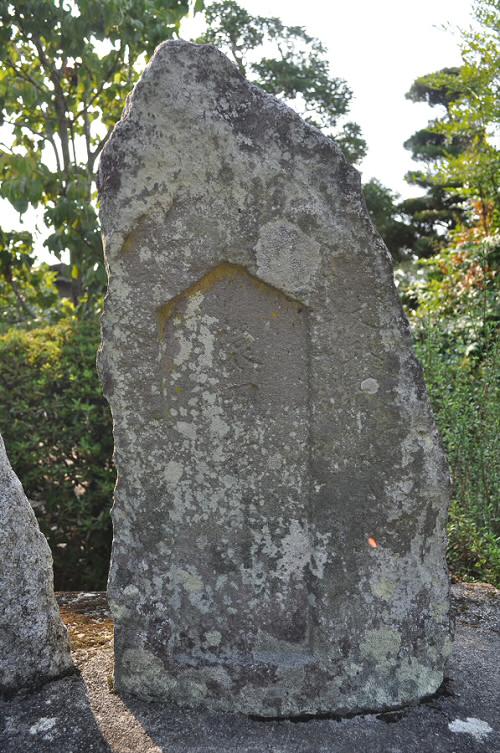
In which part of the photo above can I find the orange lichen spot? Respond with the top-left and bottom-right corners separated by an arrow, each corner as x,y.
271,311 -> 280,318
368,536 -> 379,549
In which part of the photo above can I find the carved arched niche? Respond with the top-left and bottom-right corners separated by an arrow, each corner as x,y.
155,263 -> 314,655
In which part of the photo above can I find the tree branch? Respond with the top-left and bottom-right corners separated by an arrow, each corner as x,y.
89,125 -> 114,168
46,132 -> 62,173
83,107 -> 92,166
85,47 -> 124,110
4,54 -> 49,96
28,29 -> 72,175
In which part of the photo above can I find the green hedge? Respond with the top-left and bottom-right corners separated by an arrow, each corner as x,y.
0,317 -> 114,590
415,327 -> 500,586
403,237 -> 500,587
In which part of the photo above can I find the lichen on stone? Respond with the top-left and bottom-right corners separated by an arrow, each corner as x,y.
98,40 -> 451,716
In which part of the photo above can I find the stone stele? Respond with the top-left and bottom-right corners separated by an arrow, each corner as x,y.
0,434 -> 72,695
97,40 -> 451,716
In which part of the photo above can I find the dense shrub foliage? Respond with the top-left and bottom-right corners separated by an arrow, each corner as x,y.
0,316 -> 114,589
417,330 -> 499,585
399,236 -> 499,586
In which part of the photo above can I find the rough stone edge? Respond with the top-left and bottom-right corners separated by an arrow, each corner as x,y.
0,435 -> 74,699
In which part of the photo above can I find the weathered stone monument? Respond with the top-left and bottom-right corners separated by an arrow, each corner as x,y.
0,434 -> 72,695
98,40 -> 451,716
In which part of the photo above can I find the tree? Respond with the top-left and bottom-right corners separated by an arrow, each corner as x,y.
0,228 -> 63,331
403,0 -> 500,253
428,1 -> 499,233
0,0 -> 192,305
403,70 -> 469,255
0,0 -> 367,308
396,1 -> 500,584
363,179 -> 416,260
198,0 -> 367,164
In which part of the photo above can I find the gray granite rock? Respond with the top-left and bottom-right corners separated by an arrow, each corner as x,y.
0,435 -> 72,695
97,40 -> 451,716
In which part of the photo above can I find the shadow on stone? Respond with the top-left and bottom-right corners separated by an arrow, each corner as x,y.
0,669 -> 113,753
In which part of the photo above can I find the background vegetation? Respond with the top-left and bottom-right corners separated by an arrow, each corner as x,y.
0,0 -> 498,589
0,317 -> 113,589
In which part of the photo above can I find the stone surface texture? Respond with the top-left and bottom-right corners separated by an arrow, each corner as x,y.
98,40 -> 451,716
0,435 -> 72,695
1,584 -> 498,753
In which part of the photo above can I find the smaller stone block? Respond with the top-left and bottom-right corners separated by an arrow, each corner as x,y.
0,434 -> 72,695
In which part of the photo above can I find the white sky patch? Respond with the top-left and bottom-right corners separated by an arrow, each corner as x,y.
448,717 -> 493,741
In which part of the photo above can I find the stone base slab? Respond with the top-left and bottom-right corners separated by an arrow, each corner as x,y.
0,583 -> 498,752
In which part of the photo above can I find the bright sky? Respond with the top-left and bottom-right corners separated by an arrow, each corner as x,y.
1,0 -> 475,262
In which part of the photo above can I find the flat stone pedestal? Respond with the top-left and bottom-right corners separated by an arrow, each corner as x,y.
0,583 -> 498,752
